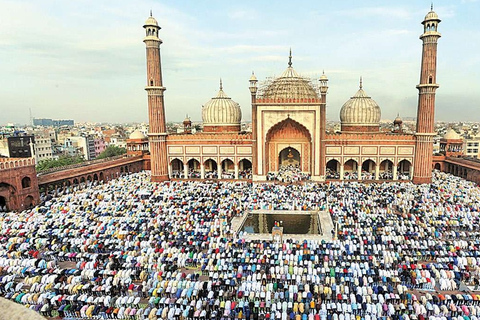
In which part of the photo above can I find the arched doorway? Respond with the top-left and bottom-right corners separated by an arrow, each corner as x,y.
21,177 -> 31,188
171,159 -> 184,178
0,182 -> 15,212
362,160 -> 376,180
344,159 -> 358,180
239,159 -> 252,179
187,159 -> 200,178
221,159 -> 235,179
326,159 -> 340,179
398,160 -> 412,179
265,118 -> 312,174
279,147 -> 300,167
380,160 -> 394,180
204,159 -> 217,179
0,196 -> 7,212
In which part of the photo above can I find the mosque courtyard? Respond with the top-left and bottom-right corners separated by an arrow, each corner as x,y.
1,171 -> 480,319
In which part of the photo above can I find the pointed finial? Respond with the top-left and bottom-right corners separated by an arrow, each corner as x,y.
431,2 -> 433,10
219,78 -> 223,90
288,48 -> 292,67
359,76 -> 363,89
322,70 -> 325,75
150,10 -> 152,17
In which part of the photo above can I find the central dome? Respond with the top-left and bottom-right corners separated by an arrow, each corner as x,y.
340,79 -> 381,132
202,80 -> 242,133
259,53 -> 319,101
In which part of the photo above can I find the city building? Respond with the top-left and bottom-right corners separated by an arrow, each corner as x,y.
65,136 -> 96,160
33,118 -> 74,127
140,8 -> 441,183
0,135 -> 35,159
464,135 -> 480,159
94,137 -> 106,157
33,133 -> 53,163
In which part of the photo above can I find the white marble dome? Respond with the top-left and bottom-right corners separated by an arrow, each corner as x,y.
340,81 -> 381,129
202,81 -> 242,126
443,128 -> 461,140
129,130 -> 147,140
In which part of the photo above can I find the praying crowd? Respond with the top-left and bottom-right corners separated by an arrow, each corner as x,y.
1,170 -> 480,320
325,170 -> 406,181
267,165 -> 311,183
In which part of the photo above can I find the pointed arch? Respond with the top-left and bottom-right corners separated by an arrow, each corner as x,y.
265,117 -> 312,173
266,117 -> 312,142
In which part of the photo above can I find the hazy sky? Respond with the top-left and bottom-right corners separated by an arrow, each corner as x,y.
1,0 -> 479,125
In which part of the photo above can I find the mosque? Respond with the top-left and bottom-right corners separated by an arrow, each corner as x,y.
136,7 -> 441,184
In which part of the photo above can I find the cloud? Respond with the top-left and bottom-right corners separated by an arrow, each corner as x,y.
0,0 -> 477,125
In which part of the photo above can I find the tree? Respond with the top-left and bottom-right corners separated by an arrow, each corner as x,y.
36,155 -> 84,172
96,145 -> 126,159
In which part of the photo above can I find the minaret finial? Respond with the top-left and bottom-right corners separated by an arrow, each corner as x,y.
220,78 -> 223,90
322,69 -> 325,75
150,9 -> 152,17
359,76 -> 363,89
288,48 -> 292,67
431,2 -> 433,10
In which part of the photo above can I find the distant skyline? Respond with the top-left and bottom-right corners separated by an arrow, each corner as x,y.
1,0 -> 479,125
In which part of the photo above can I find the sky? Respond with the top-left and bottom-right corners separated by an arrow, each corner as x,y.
0,0 -> 479,126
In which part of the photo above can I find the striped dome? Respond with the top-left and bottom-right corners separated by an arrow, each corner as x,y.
260,66 -> 319,100
424,9 -> 440,22
202,81 -> 242,127
340,81 -> 381,129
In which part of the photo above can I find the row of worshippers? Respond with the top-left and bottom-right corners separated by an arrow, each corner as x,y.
0,171 -> 479,319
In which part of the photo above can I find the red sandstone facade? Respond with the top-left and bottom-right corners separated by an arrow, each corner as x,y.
203,125 -> 241,133
0,158 -> 39,211
144,9 -> 441,184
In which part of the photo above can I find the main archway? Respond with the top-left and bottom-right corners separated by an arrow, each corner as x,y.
265,118 -> 312,174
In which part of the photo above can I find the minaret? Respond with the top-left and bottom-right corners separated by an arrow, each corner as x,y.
319,71 -> 328,178
413,6 -> 441,184
249,71 -> 258,177
144,12 -> 169,182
